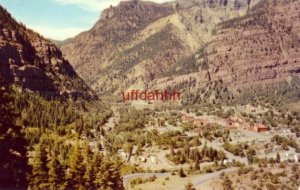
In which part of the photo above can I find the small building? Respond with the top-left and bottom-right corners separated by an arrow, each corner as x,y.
278,153 -> 300,163
254,124 -> 268,133
193,119 -> 207,127
150,156 -> 157,164
228,126 -> 238,131
232,122 -> 240,128
226,118 -> 240,130
294,155 -> 300,163
194,127 -> 202,133
223,159 -> 233,165
181,114 -> 194,122
118,150 -> 128,160
284,153 -> 300,162
139,156 -> 147,163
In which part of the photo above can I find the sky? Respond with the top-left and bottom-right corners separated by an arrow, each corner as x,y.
0,0 -> 171,41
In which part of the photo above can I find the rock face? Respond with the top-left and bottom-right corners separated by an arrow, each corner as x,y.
0,6 -> 95,99
60,0 -> 300,103
153,0 -> 300,103
205,0 -> 300,91
61,0 -> 255,95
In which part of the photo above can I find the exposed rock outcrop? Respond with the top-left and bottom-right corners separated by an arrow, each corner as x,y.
0,6 -> 96,99
61,0 -> 255,95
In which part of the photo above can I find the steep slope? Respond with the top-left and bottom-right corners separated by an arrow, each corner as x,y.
61,0 -> 256,95
0,6 -> 95,99
153,0 -> 300,104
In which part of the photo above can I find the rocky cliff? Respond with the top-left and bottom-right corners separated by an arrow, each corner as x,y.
61,0 -> 256,95
60,0 -> 300,104
153,0 -> 300,104
0,6 -> 95,99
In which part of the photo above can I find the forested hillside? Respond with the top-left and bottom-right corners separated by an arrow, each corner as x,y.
0,76 -> 125,189
0,6 -> 95,99
0,4 -> 124,189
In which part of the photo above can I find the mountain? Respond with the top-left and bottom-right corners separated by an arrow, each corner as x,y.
61,0 -> 258,95
0,6 -> 95,99
156,0 -> 300,105
61,0 -> 300,105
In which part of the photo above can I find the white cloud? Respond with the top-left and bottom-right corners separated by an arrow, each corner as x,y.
52,0 -> 172,12
28,24 -> 86,40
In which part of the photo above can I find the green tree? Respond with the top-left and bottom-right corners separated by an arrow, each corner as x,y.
0,77 -> 30,188
185,182 -> 196,190
66,143 -> 85,190
222,175 -> 233,190
48,147 -> 65,190
194,155 -> 200,170
179,167 -> 186,178
246,148 -> 256,163
84,144 -> 97,189
124,142 -> 134,162
94,158 -> 124,190
30,143 -> 49,189
276,152 -> 281,163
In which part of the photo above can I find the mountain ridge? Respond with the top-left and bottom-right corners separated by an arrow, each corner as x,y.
0,5 -> 96,100
61,0 -> 258,96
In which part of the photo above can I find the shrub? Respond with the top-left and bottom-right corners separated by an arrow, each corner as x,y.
179,168 -> 186,178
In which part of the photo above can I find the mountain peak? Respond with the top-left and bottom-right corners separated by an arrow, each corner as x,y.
99,0 -> 173,21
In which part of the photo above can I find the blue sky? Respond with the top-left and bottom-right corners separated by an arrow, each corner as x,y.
0,0 -> 170,40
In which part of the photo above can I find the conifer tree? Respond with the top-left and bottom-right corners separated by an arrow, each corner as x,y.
194,155 -> 200,170
30,143 -> 49,189
66,143 -> 85,190
179,167 -> 186,178
276,152 -> 281,163
83,144 -> 95,189
0,77 -> 30,189
222,175 -> 233,190
48,146 -> 65,190
185,182 -> 196,190
94,158 -> 124,190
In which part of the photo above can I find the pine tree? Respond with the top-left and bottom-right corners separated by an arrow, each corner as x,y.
84,160 -> 96,189
223,0 -> 228,6
222,175 -> 233,190
83,144 -> 95,189
246,148 -> 256,163
194,155 -> 200,170
179,167 -> 186,178
185,182 -> 196,190
94,158 -> 124,190
66,143 -> 85,190
276,152 -> 281,163
124,142 -> 134,162
48,147 -> 65,190
0,77 -> 30,188
30,143 -> 49,189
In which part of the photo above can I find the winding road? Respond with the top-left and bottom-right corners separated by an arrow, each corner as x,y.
123,168 -> 237,190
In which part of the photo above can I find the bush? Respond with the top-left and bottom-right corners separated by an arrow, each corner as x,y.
251,172 -> 258,180
130,177 -> 143,187
238,166 -> 253,175
179,168 -> 186,178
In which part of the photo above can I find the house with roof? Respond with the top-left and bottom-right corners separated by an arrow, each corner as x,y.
181,114 -> 194,122
226,118 -> 240,130
193,118 -> 209,127
253,124 -> 269,133
194,127 -> 202,134
223,159 -> 233,165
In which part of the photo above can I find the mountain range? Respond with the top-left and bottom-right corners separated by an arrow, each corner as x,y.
59,0 -> 300,106
1,0 -> 300,105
